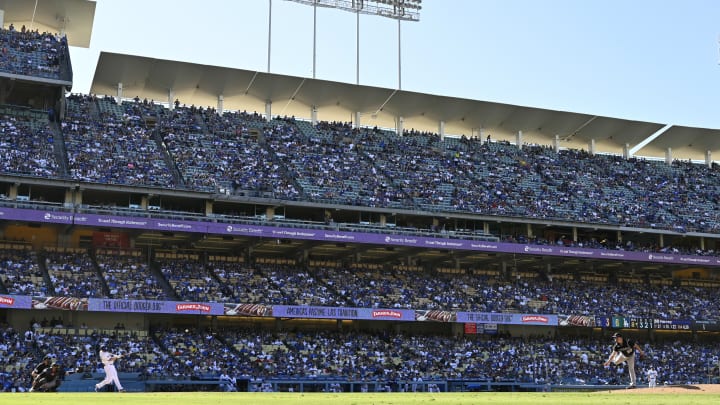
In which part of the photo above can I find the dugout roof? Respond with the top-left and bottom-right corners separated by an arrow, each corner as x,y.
90,52 -> 720,161
0,0 -> 95,47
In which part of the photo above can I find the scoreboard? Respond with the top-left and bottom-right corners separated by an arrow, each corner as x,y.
651,319 -> 692,331
573,314 -> 720,331
600,316 -> 692,330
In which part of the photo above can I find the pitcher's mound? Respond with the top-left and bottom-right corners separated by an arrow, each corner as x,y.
608,384 -> 720,394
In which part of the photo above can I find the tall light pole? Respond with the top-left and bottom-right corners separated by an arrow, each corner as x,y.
286,0 -> 422,89
268,0 -> 273,73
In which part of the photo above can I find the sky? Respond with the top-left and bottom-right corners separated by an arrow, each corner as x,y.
68,0 -> 720,129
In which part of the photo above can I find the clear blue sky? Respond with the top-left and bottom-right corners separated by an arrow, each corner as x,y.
70,0 -> 720,129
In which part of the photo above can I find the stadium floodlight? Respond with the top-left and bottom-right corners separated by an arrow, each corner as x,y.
287,0 -> 422,22
284,0 -> 421,90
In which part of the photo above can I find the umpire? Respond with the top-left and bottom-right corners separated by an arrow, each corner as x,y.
31,355 -> 52,380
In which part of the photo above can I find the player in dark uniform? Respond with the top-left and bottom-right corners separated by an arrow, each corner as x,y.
30,362 -> 62,392
31,355 -> 52,380
604,332 -> 645,388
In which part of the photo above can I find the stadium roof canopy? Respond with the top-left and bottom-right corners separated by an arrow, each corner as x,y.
0,0 -> 95,47
91,52 -> 720,162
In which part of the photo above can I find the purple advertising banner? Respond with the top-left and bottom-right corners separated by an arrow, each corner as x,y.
87,298 -> 224,315
0,207 -> 74,224
456,312 -> 559,326
272,305 -> 415,321
6,293 -> 717,331
2,206 -> 720,267
0,294 -> 32,309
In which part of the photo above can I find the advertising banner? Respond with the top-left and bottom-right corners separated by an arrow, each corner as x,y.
87,298 -> 223,315
272,305 -> 415,321
3,206 -> 718,267
0,207 -> 73,224
456,312 -> 558,326
558,314 -> 596,327
7,293 -> 718,331
0,294 -> 32,309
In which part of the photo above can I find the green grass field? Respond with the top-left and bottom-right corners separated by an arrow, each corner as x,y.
4,392 -> 720,405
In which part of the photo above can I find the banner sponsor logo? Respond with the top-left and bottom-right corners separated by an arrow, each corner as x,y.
176,303 -> 212,312
157,222 -> 193,230
470,243 -> 498,249
225,225 -> 263,234
522,315 -> 549,324
599,252 -> 625,258
648,254 -> 674,261
44,213 -> 73,221
324,233 -> 356,241
270,229 -> 316,237
524,246 -> 553,253
422,240 -> 464,247
0,296 -> 15,306
372,310 -> 403,319
384,236 -> 417,244
96,218 -> 148,226
558,249 -> 594,256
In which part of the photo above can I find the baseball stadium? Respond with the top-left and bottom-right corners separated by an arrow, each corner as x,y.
0,0 -> 719,404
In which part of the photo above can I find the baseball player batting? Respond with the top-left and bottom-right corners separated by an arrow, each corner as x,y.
95,346 -> 125,392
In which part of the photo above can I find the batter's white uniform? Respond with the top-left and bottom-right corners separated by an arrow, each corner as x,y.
95,350 -> 124,391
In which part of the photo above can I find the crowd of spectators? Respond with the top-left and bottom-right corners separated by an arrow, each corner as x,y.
97,252 -> 169,300
311,264 -> 720,321
0,324 -> 183,391
0,25 -> 68,79
265,120 -> 407,207
44,249 -> 106,298
260,264 -> 346,306
158,257 -> 227,302
0,247 -> 46,296
1,323 -> 719,392
63,94 -> 175,187
222,329 -> 720,387
154,329 -> 238,379
0,107 -> 58,177
161,106 -> 300,197
7,91 -> 720,235
2,245 -> 720,320
106,100 -> 720,233
208,260 -> 284,304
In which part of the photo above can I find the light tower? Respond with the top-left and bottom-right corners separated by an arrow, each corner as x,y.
282,0 -> 422,88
